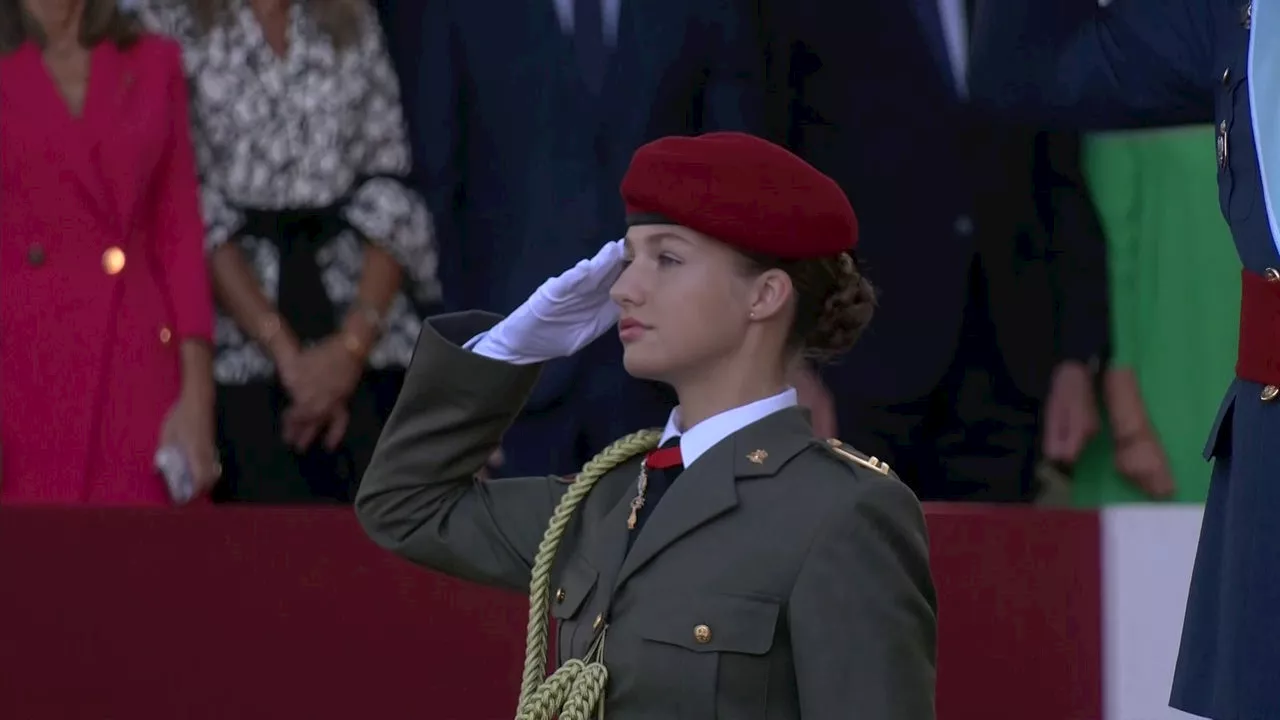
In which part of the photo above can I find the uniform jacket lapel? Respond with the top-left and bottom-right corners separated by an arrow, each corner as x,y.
613,407 -> 815,589
1247,1 -> 1280,255
591,455 -> 646,593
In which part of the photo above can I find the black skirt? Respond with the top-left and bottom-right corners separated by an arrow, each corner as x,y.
212,369 -> 405,504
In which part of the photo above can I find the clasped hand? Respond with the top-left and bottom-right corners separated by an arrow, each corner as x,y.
278,336 -> 363,452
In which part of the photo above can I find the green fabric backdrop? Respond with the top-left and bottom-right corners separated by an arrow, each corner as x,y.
1072,126 -> 1240,505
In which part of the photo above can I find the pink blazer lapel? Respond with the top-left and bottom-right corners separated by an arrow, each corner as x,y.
87,43 -> 153,237
2,42 -> 152,236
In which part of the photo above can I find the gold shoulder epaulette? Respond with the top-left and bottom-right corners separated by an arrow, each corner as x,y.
824,438 -> 891,476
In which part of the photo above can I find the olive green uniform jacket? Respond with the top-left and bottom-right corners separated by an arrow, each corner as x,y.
356,313 -> 938,719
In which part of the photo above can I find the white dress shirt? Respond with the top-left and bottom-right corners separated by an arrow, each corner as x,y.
658,388 -> 799,468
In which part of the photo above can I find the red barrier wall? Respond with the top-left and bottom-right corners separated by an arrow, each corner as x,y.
0,505 -> 1099,719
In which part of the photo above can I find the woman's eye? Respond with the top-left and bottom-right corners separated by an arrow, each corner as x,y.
657,254 -> 681,266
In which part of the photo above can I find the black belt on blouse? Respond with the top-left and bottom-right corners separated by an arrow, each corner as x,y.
234,174 -> 404,344
239,203 -> 349,344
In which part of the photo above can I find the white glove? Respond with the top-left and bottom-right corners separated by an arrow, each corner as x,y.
468,240 -> 626,363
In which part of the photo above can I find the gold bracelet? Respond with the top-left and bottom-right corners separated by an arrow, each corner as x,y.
257,313 -> 282,346
340,332 -> 367,361
350,301 -> 385,332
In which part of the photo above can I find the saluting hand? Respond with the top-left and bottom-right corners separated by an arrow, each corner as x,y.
472,239 -> 627,361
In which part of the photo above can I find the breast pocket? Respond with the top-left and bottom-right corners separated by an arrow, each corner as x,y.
633,593 -> 780,720
550,555 -> 600,665
1217,68 -> 1259,223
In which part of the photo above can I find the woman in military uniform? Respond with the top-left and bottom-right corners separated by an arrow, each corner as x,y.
356,132 -> 937,720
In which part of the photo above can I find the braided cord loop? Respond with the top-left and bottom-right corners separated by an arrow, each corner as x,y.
514,429 -> 662,720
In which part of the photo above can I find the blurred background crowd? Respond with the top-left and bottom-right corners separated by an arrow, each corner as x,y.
0,0 -> 1240,510
0,0 -> 1246,717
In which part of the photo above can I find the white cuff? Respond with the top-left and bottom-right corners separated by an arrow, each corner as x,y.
465,330 -> 542,365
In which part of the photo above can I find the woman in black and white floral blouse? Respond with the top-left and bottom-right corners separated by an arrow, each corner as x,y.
138,0 -> 439,503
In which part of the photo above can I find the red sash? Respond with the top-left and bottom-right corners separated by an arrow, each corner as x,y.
1236,268 -> 1280,389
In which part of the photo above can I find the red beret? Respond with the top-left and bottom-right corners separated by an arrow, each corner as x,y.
620,132 -> 858,259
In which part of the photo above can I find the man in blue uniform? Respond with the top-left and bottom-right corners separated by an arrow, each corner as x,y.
967,1 -> 1278,718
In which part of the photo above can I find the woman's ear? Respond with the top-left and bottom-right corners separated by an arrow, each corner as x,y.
748,268 -> 794,322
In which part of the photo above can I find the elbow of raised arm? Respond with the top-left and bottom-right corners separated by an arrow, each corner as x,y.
352,443 -> 440,557
352,471 -> 453,567
353,477 -> 399,552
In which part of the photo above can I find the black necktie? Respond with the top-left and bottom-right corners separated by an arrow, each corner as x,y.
574,0 -> 607,94
627,437 -> 683,548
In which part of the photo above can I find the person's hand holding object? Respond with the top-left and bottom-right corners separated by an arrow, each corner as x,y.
468,240 -> 626,362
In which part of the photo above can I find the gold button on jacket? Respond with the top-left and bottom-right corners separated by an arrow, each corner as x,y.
356,313 -> 938,720
102,247 -> 126,275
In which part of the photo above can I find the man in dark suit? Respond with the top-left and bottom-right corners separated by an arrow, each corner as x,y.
968,1 -> 1279,717
763,0 -> 1111,502
375,0 -> 764,477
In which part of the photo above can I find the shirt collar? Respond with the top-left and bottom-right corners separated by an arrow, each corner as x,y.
658,388 -> 799,467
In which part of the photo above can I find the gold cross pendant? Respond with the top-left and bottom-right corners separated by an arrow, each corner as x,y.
627,496 -> 645,529
627,465 -> 649,530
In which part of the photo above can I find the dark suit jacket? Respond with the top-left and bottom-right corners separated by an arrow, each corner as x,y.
356,312 -> 937,720
378,0 -> 764,412
967,3 -> 1278,717
760,0 -> 1110,404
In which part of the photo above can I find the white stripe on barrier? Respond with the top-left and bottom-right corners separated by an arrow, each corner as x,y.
1101,505 -> 1205,720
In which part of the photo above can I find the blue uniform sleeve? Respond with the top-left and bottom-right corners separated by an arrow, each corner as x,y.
700,0 -> 767,133
402,0 -> 466,311
968,0 -> 1218,129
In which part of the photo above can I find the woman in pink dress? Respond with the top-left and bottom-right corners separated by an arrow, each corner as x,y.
0,0 -> 219,504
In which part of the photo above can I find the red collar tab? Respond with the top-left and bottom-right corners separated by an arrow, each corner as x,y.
644,445 -> 683,470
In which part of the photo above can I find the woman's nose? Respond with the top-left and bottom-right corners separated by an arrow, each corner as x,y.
609,263 -> 643,307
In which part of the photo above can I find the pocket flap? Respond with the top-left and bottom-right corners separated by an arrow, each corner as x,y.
550,556 -> 599,621
634,593 -> 780,655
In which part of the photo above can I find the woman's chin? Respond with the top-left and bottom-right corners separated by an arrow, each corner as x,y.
622,349 -> 668,382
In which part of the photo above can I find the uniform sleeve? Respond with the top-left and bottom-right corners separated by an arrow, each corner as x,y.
355,311 -> 571,592
154,44 -> 215,343
403,0 -> 464,310
968,0 -> 1216,128
789,474 -> 938,720
340,9 -> 442,304
700,0 -> 767,133
1039,132 -> 1111,367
